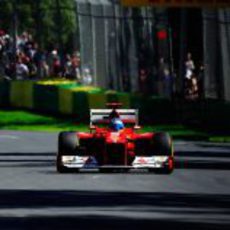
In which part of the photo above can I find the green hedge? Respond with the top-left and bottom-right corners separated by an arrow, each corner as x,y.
0,81 -> 10,107
0,80 -> 230,130
72,92 -> 89,121
33,84 -> 59,113
200,100 -> 230,131
10,81 -> 34,108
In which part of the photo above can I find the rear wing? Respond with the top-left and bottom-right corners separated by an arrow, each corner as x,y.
90,109 -> 139,126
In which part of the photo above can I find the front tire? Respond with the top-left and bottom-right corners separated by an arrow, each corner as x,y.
149,132 -> 174,174
56,131 -> 79,173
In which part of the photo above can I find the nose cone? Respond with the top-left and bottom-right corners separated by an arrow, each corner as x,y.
107,132 -> 120,143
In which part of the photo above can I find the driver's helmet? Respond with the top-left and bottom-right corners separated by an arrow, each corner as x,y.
109,118 -> 124,131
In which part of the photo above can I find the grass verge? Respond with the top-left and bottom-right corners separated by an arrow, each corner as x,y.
0,109 -> 229,142
0,110 -> 88,132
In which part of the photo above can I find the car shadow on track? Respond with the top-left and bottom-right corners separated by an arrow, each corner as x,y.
0,216 -> 229,230
0,190 -> 229,230
0,152 -> 55,168
175,150 -> 230,170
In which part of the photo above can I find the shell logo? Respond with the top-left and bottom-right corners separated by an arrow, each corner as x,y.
138,157 -> 148,164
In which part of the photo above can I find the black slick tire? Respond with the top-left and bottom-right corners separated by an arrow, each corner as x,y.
56,131 -> 79,173
149,132 -> 174,174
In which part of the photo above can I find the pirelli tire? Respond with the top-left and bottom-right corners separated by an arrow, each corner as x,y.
150,132 -> 174,174
56,131 -> 79,173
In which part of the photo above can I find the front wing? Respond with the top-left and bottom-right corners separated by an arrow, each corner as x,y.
60,155 -> 172,170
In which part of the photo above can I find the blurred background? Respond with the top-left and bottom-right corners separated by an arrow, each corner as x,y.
0,0 -> 229,138
0,0 -> 230,101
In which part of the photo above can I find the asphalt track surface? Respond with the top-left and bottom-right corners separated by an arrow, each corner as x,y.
0,130 -> 230,230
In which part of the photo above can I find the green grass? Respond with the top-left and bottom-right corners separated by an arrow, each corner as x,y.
0,109 -> 229,142
0,110 -> 198,134
144,124 -> 207,139
209,136 -> 230,143
0,110 -> 88,132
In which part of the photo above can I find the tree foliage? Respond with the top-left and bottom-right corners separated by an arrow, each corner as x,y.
0,0 -> 77,52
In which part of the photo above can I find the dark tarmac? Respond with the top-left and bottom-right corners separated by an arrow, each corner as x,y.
0,130 -> 230,229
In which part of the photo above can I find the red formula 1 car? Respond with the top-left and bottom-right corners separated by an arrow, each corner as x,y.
56,103 -> 174,173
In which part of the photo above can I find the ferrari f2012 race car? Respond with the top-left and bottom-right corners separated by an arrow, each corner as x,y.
56,103 -> 174,173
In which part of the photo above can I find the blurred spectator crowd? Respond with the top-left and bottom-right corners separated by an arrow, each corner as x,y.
0,29 -> 203,100
184,52 -> 204,100
0,29 -> 93,84
138,52 -> 204,100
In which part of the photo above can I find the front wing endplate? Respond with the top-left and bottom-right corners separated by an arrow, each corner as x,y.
60,155 -> 171,169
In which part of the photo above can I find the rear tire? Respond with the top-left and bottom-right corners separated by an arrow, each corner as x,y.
56,131 -> 79,173
149,132 -> 174,174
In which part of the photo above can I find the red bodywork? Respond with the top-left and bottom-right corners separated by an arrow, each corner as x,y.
77,127 -> 154,166
58,104 -> 174,172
